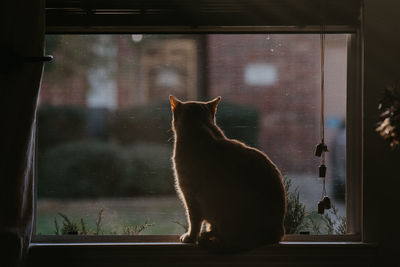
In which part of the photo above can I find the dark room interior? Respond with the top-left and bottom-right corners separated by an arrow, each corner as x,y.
1,0 -> 400,266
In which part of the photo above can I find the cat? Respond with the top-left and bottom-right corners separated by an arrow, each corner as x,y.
169,95 -> 286,252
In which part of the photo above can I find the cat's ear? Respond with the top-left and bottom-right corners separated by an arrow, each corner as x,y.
169,95 -> 181,112
207,96 -> 221,114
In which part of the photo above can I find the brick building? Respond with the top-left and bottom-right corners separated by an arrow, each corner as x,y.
39,34 -> 347,175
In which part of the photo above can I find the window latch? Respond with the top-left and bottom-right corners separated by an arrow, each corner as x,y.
0,47 -> 53,74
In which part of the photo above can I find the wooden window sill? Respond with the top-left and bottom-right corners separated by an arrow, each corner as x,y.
28,240 -> 378,267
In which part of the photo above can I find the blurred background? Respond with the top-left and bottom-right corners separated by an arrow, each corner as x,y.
36,34 -> 347,235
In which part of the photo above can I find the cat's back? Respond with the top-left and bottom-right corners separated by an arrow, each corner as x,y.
214,137 -> 282,179
205,136 -> 286,241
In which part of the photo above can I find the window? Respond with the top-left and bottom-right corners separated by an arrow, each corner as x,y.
34,33 -> 358,241
244,63 -> 277,86
27,1 -> 368,266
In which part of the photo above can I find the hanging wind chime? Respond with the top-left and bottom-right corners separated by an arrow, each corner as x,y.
315,22 -> 331,215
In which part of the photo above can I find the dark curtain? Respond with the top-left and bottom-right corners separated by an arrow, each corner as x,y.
0,0 -> 45,266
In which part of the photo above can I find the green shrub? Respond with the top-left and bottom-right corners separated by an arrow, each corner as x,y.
37,105 -> 88,151
37,141 -> 175,198
37,101 -> 259,148
109,101 -> 259,147
110,102 -> 172,145
37,141 -> 131,198
123,142 -> 175,195
283,178 -> 306,234
301,204 -> 347,235
37,101 -> 259,198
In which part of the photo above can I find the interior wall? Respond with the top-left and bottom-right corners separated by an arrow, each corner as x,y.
363,0 -> 400,264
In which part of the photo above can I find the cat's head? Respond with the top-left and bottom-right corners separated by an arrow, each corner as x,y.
169,95 -> 221,130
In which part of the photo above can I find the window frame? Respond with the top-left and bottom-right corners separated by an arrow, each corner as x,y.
28,242 -> 378,267
32,25 -> 362,244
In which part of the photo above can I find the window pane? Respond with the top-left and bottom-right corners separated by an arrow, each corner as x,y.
36,34 -> 347,236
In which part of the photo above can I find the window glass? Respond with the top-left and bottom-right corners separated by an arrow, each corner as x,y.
244,63 -> 277,86
36,34 -> 347,236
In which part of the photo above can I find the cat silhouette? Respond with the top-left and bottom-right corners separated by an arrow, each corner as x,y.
170,95 -> 286,252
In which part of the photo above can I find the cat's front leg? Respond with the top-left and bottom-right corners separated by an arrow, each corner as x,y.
180,216 -> 202,243
180,231 -> 197,243
180,198 -> 202,243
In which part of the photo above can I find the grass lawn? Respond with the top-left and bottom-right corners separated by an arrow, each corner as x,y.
36,196 -> 187,235
36,191 -> 346,236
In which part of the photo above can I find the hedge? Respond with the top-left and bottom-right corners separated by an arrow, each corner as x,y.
109,101 -> 259,146
37,141 -> 175,199
36,101 -> 259,198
